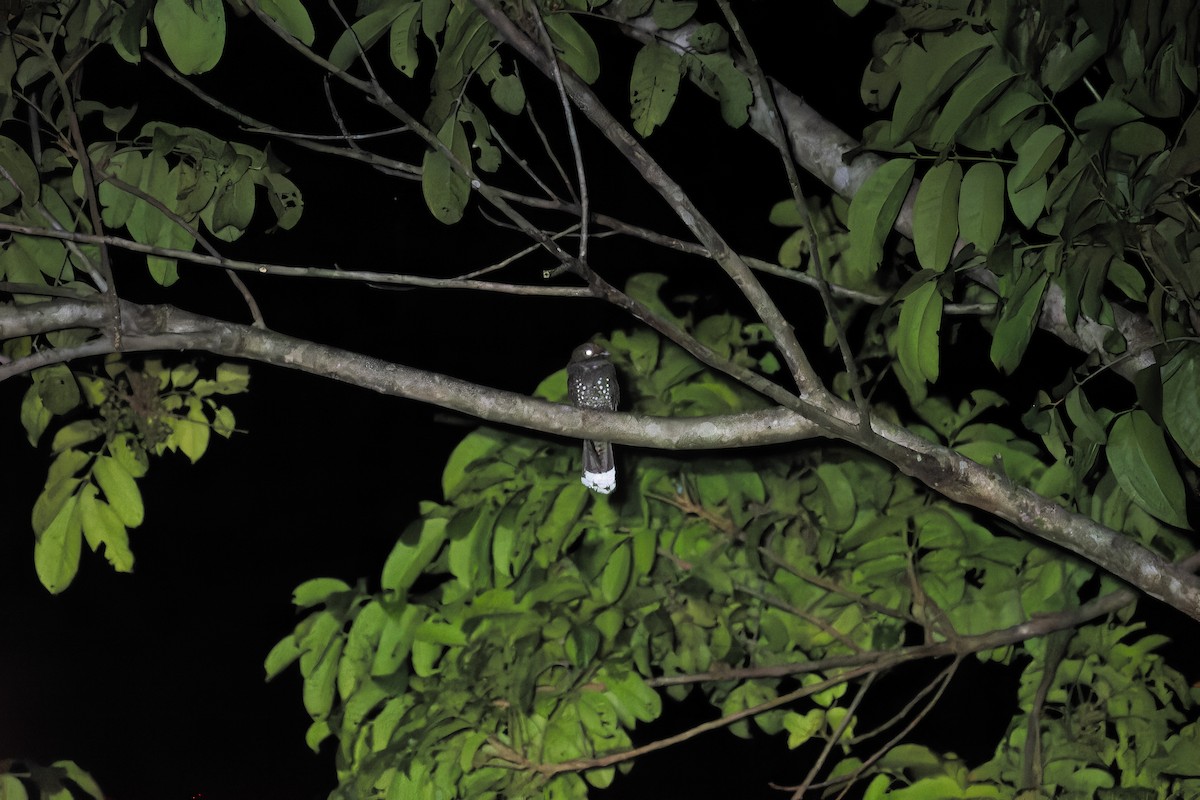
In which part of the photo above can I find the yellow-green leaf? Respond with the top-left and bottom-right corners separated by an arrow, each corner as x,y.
34,492 -> 82,593
92,454 -> 144,527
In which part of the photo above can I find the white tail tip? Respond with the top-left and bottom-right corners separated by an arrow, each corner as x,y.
582,468 -> 616,494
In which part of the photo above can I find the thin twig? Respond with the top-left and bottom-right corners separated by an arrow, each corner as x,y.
790,671 -> 877,799
716,0 -> 870,431
529,5 -> 590,264
96,172 -> 266,326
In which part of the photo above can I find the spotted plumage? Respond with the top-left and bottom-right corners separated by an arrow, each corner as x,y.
567,342 -> 619,494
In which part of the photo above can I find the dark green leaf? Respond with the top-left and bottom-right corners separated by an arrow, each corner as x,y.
421,115 -> 471,224
259,0 -> 315,45
1009,124 -> 1065,192
545,13 -> 600,84
990,272 -> 1047,374
846,158 -> 915,277
651,0 -> 696,29
152,0 -> 226,74
1108,411 -> 1188,528
1162,346 -> 1200,465
958,162 -> 1004,253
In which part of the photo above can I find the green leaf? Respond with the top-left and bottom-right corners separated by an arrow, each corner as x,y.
34,492 -> 82,593
1163,345 -> 1200,465
293,577 -> 352,608
50,420 -> 103,455
600,541 -> 632,603
847,158 -> 915,278
259,0 -> 315,45
1007,175 -> 1046,229
381,518 -> 448,593
0,135 -> 40,208
92,454 -> 145,527
388,2 -> 422,77
1110,120 -> 1167,157
651,0 -> 696,28
629,44 -> 682,137
79,485 -> 134,572
929,58 -> 1015,149
544,13 -> 600,84
686,52 -> 753,128
913,160 -> 961,271
33,364 -> 81,415
50,761 -> 104,800
329,0 -> 410,70
20,384 -> 51,446
173,396 -> 210,463
897,277 -> 943,389
421,115 -> 471,225
1108,411 -> 1189,528
302,636 -> 344,718
265,634 -> 301,680
958,162 -> 1004,253
990,272 -> 1047,374
833,0 -> 868,14
152,0 -> 226,75
1009,124 -> 1065,192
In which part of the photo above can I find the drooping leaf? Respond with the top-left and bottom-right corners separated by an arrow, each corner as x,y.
0,135 -> 40,208
421,115 -> 471,224
79,485 -> 134,572
544,12 -> 600,84
1162,345 -> 1200,466
912,160 -> 962,272
958,162 -> 1004,252
896,276 -> 943,391
329,0 -> 410,70
630,44 -> 683,137
258,0 -> 315,45
990,272 -> 1047,374
929,58 -> 1015,149
34,492 -> 82,593
1108,411 -> 1188,528
847,158 -> 915,278
686,52 -> 753,128
92,454 -> 144,528
388,2 -> 422,77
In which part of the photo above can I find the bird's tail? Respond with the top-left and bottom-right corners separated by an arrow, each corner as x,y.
581,440 -> 616,494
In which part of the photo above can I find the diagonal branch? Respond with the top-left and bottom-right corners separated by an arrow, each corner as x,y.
1,296 -> 1198,619
616,12 -> 1159,381
472,0 -> 826,402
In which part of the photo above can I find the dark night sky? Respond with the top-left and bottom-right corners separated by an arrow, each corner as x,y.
0,3 -> 909,798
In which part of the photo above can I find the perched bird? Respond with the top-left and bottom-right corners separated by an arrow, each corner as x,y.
567,342 -> 619,494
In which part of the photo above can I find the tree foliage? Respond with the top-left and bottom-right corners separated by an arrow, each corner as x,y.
2,0 -> 1200,798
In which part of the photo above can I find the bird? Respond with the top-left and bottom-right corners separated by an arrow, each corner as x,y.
567,342 -> 619,494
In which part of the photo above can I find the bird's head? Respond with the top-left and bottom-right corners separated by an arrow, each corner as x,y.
570,342 -> 609,363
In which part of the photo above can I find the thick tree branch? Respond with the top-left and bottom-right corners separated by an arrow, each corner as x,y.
2,297 -> 1198,619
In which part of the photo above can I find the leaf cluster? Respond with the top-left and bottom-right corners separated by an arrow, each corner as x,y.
16,356 -> 247,592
